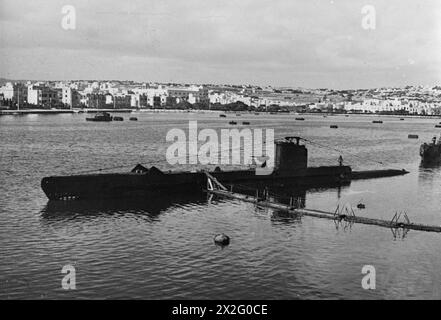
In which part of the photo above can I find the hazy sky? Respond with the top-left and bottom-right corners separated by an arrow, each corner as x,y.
1,0 -> 440,88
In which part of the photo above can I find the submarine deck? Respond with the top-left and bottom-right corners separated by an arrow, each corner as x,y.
40,165 -> 408,201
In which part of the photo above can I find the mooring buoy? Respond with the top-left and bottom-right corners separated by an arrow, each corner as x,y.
214,233 -> 230,246
357,203 -> 366,209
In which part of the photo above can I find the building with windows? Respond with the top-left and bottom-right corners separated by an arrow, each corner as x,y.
27,85 -> 58,107
61,87 -> 80,108
0,82 -> 28,108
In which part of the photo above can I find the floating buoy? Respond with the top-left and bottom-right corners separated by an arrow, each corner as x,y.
214,233 -> 230,246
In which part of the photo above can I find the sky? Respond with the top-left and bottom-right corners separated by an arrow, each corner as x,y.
1,0 -> 441,89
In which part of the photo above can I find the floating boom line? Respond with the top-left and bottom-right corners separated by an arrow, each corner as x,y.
204,173 -> 441,234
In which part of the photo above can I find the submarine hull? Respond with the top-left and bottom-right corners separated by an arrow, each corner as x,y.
41,166 -> 352,201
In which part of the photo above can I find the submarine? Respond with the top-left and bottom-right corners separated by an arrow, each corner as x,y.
41,136 -> 408,201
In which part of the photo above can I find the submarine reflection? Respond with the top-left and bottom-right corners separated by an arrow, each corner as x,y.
225,182 -> 351,226
40,191 -> 208,220
418,160 -> 441,186
419,159 -> 441,169
40,182 -> 351,226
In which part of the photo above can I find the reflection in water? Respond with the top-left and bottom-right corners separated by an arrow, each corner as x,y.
420,159 -> 441,169
271,209 -> 303,225
40,191 -> 208,221
40,184 -> 348,228
418,161 -> 441,186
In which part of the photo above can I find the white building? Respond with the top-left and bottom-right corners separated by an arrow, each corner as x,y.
61,87 -> 80,108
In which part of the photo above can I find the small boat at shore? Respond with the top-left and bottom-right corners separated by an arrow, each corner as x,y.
242,121 -> 250,125
85,112 -> 112,122
330,125 -> 338,129
408,134 -> 419,139
295,117 -> 305,121
219,114 -> 227,118
129,117 -> 138,121
113,116 -> 124,121
229,121 -> 237,125
372,120 -> 383,124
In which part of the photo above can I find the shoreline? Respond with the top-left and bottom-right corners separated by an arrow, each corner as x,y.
0,108 -> 133,115
1,108 -> 440,119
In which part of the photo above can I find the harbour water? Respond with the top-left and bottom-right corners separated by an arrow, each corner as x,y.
1,112 -> 441,299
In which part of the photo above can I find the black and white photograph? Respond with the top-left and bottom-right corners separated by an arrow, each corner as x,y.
1,0 -> 441,306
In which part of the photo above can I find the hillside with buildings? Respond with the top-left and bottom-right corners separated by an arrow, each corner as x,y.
1,80 -> 441,115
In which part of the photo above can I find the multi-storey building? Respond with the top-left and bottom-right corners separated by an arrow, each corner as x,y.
0,82 -> 28,107
168,86 -> 209,104
27,85 -> 58,107
61,87 -> 80,108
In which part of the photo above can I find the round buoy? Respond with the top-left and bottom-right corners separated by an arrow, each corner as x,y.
214,233 -> 230,246
357,203 -> 366,209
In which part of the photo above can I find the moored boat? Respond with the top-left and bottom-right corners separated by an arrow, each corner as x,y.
85,112 -> 113,122
420,135 -> 441,163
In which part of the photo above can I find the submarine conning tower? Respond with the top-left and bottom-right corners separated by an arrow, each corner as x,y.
275,136 -> 308,174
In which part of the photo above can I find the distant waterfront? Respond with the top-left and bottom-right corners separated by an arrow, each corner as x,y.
1,108 -> 441,119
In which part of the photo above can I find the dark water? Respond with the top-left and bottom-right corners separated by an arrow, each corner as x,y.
1,112 -> 441,299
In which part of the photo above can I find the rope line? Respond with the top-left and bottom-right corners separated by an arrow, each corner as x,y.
301,138 -> 387,167
64,136 -> 392,175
